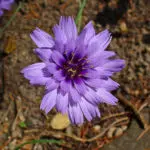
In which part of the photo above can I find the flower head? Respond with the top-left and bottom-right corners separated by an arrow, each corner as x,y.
21,17 -> 125,124
0,0 -> 14,16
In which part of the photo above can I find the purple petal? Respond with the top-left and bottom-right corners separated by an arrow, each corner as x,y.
21,63 -> 50,85
45,78 -> 58,92
69,85 -> 81,104
79,99 -> 92,121
51,51 -> 66,67
84,87 -> 100,104
34,48 -> 52,62
47,63 -> 58,74
96,88 -> 118,105
83,69 -> 100,78
101,78 -> 119,91
64,39 -> 76,55
75,21 -> 95,57
74,78 -> 87,95
30,28 -> 54,48
79,97 -> 100,121
88,51 -> 116,67
0,0 -> 14,10
60,79 -> 71,93
59,16 -> 77,41
87,29 -> 112,56
84,78 -> 102,87
78,21 -> 95,45
81,21 -> 96,44
85,78 -> 119,91
53,70 -> 66,81
95,66 -> 113,78
53,24 -> 67,53
56,93 -> 68,114
40,89 -> 57,114
21,63 -> 46,73
0,10 -> 4,16
68,103 -> 84,124
103,59 -> 125,72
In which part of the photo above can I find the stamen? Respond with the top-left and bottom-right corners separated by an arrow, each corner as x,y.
63,54 -> 90,78
70,52 -> 75,62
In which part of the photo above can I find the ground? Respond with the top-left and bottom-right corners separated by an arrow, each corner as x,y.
0,0 -> 149,150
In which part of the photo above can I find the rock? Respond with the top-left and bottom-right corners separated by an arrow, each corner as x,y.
121,125 -> 128,131
134,90 -> 140,96
93,125 -> 101,133
9,139 -> 17,150
50,113 -> 70,130
11,127 -> 23,138
143,89 -> 148,94
120,22 -> 128,33
5,117 -> 8,121
115,128 -> 123,137
33,143 -> 43,150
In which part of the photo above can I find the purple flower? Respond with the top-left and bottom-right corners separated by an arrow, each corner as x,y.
0,0 -> 14,16
21,17 -> 125,124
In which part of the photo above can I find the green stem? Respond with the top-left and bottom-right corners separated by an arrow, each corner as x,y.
75,0 -> 87,32
0,2 -> 23,37
15,139 -> 62,150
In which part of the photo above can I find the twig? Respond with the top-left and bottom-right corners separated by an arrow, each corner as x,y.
117,92 -> 148,129
115,120 -> 130,126
24,117 -> 129,142
138,102 -> 148,112
85,117 -> 129,142
100,112 -> 130,122
0,100 -> 12,124
137,125 -> 150,141
11,96 -> 24,131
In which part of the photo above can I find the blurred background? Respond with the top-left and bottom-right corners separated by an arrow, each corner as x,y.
0,0 -> 149,149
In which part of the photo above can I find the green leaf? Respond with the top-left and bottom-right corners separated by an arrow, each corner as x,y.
19,121 -> 27,128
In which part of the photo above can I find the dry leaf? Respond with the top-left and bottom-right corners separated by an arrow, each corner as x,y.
4,36 -> 16,54
120,22 -> 128,33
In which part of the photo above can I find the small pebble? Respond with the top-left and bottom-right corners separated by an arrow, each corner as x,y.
120,22 -> 128,33
9,139 -> 17,150
93,125 -> 101,133
121,125 -> 128,131
33,143 -> 43,150
134,90 -> 140,96
12,127 -> 23,138
50,113 -> 70,130
144,89 -> 148,94
115,128 -> 123,137
5,117 -> 8,121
